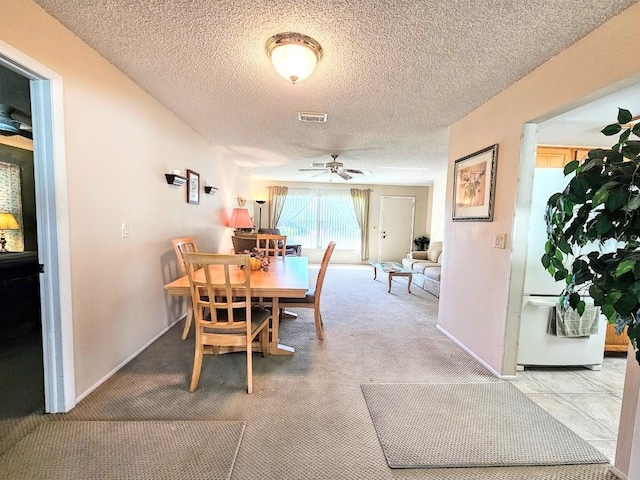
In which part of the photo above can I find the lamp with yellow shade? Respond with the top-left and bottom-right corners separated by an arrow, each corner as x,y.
0,213 -> 19,253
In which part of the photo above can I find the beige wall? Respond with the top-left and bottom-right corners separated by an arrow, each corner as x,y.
251,180 -> 431,263
439,3 -> 640,474
0,1 -> 251,397
440,2 -> 640,374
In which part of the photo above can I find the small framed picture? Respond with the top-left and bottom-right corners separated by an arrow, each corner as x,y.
452,144 -> 498,221
186,169 -> 200,205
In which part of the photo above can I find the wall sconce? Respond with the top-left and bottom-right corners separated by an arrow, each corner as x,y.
237,197 -> 247,207
165,169 -> 186,186
204,184 -> 218,195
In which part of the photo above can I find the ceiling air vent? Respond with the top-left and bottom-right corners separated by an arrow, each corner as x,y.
298,112 -> 327,123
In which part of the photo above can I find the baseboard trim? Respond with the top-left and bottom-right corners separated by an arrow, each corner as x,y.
436,324 -> 503,379
75,314 -> 185,403
609,466 -> 627,479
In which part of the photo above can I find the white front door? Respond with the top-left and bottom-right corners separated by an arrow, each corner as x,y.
379,196 -> 415,262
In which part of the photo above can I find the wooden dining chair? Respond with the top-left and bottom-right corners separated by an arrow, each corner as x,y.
279,241 -> 336,340
256,234 -> 287,257
171,236 -> 199,340
183,252 -> 271,394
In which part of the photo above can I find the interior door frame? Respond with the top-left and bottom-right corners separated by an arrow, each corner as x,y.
378,195 -> 415,262
0,41 -> 75,413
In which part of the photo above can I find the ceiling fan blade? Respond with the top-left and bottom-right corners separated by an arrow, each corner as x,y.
342,169 -> 371,175
299,168 -> 330,172
337,171 -> 352,180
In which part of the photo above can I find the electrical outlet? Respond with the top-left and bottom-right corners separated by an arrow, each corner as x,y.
121,223 -> 129,238
493,233 -> 506,249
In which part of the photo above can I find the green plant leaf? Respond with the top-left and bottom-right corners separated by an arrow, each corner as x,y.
618,108 -> 633,124
633,123 -> 640,136
615,294 -> 638,315
576,300 -> 586,316
588,149 -> 606,159
606,188 -> 628,212
602,303 -> 617,321
569,176 -> 590,201
554,270 -> 567,281
551,256 -> 564,270
602,123 -> 622,136
563,160 -> 579,175
622,141 -> 640,158
569,292 -> 581,307
594,214 -> 613,235
620,129 -> 632,144
541,253 -> 551,269
589,284 -> 605,304
609,291 -> 623,303
558,238 -> 571,254
581,158 -> 603,172
616,259 -> 637,278
592,188 -> 609,207
623,195 -> 640,213
548,192 -> 562,205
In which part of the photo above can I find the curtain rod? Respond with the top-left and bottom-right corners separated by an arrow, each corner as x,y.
268,185 -> 372,192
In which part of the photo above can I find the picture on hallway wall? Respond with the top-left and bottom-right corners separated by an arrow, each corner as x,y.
452,144 -> 498,221
187,169 -> 200,205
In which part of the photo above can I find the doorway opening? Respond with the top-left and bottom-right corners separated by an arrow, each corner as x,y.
506,80 -> 640,462
0,43 -> 74,415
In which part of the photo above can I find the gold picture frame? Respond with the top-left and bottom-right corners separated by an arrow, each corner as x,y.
452,144 -> 498,221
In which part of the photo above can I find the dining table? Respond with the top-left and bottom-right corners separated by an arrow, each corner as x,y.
163,255 -> 309,355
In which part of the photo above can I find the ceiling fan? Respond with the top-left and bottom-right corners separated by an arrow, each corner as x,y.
0,104 -> 32,140
299,154 -> 371,180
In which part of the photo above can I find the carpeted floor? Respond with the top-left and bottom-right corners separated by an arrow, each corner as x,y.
0,420 -> 245,480
362,382 -> 608,468
0,266 -> 619,479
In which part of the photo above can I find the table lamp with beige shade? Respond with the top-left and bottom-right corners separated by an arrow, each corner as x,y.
0,212 -> 19,252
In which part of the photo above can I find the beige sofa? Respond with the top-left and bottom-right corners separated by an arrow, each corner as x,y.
401,241 -> 442,297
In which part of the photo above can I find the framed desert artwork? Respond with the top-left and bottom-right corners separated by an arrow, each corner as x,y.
452,144 -> 498,221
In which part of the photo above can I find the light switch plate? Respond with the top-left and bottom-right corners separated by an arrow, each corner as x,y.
493,233 -> 506,249
121,222 -> 129,238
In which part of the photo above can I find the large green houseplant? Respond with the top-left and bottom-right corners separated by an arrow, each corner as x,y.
542,108 -> 640,362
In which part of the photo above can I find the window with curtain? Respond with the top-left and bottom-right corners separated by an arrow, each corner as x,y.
277,188 -> 360,249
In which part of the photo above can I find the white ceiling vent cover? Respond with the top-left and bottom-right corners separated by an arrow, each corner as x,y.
298,112 -> 327,123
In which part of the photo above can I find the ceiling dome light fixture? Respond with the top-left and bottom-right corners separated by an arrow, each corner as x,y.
265,32 -> 323,84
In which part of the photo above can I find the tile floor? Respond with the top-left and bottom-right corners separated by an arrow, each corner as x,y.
509,353 -> 627,462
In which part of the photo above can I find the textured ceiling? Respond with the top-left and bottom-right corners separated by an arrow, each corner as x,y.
32,0 -> 639,185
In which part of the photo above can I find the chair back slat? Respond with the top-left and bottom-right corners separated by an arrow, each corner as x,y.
315,241 -> 336,302
171,236 -> 199,276
184,253 -> 252,329
256,234 -> 287,257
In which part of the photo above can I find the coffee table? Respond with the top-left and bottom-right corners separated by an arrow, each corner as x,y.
369,261 -> 413,293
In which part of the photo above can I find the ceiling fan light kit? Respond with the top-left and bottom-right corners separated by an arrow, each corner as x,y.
266,32 -> 322,84
0,104 -> 32,139
299,154 -> 371,181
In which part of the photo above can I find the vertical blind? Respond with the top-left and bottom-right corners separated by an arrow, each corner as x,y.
277,188 -> 360,249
